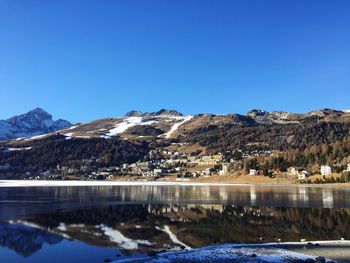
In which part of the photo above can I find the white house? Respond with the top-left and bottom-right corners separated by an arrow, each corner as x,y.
202,168 -> 211,176
219,163 -> 230,175
320,165 -> 332,176
299,173 -> 306,180
288,167 -> 300,176
249,169 -> 257,175
153,169 -> 163,176
298,170 -> 310,180
347,163 -> 350,171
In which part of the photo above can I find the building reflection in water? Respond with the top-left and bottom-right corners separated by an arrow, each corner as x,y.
2,202 -> 350,258
250,186 -> 257,205
322,188 -> 334,208
298,187 -> 309,204
1,185 -> 350,258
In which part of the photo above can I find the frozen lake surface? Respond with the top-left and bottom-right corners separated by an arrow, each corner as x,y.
1,184 -> 350,262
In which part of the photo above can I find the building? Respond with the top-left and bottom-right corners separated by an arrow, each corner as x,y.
298,170 -> 310,180
249,169 -> 257,175
212,154 -> 223,162
153,169 -> 164,177
219,163 -> 230,175
67,168 -> 79,174
198,154 -> 223,166
320,165 -> 332,176
188,156 -> 197,162
288,167 -> 302,176
343,164 -> 350,174
80,165 -> 91,173
198,156 -> 215,165
201,168 -> 211,176
288,167 -> 310,179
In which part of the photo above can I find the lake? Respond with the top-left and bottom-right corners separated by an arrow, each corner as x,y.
1,184 -> 350,262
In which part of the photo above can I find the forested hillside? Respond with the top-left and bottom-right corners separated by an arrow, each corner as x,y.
0,137 -> 149,175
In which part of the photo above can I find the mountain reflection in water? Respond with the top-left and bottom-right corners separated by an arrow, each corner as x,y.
1,185 -> 350,262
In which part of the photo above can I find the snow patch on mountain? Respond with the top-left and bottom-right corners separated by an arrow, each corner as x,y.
106,117 -> 156,137
63,125 -> 79,131
24,133 -> 50,141
105,114 -> 193,139
5,147 -> 32,152
164,115 -> 193,138
59,114 -> 193,139
64,132 -> 74,140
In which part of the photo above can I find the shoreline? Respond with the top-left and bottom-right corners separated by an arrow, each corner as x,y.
115,240 -> 350,262
1,179 -> 350,188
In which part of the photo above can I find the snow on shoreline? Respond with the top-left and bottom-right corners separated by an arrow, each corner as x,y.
114,241 -> 349,262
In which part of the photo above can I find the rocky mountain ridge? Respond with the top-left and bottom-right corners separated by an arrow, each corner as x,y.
246,108 -> 349,124
0,108 -> 72,141
125,109 -> 183,117
1,108 -> 350,142
1,107 -> 350,178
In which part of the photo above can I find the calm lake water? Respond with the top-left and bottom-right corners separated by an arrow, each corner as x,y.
1,184 -> 350,262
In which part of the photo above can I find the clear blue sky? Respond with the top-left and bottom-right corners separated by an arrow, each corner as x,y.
0,0 -> 349,123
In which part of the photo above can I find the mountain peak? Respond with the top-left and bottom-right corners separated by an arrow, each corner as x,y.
154,109 -> 183,116
30,107 -> 50,114
7,107 -> 52,125
0,108 -> 71,140
247,109 -> 269,117
125,110 -> 143,117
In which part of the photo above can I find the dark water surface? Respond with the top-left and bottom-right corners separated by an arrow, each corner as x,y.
1,184 -> 350,262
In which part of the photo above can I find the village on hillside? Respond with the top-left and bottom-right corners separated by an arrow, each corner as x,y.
2,148 -> 350,184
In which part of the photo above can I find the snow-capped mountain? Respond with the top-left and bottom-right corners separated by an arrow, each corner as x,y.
2,107 -> 350,142
10,107 -> 346,143
60,109 -> 193,140
56,108 -> 350,141
0,108 -> 72,140
1,107 -> 350,179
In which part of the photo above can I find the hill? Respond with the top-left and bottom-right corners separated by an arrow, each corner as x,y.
1,108 -> 350,178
